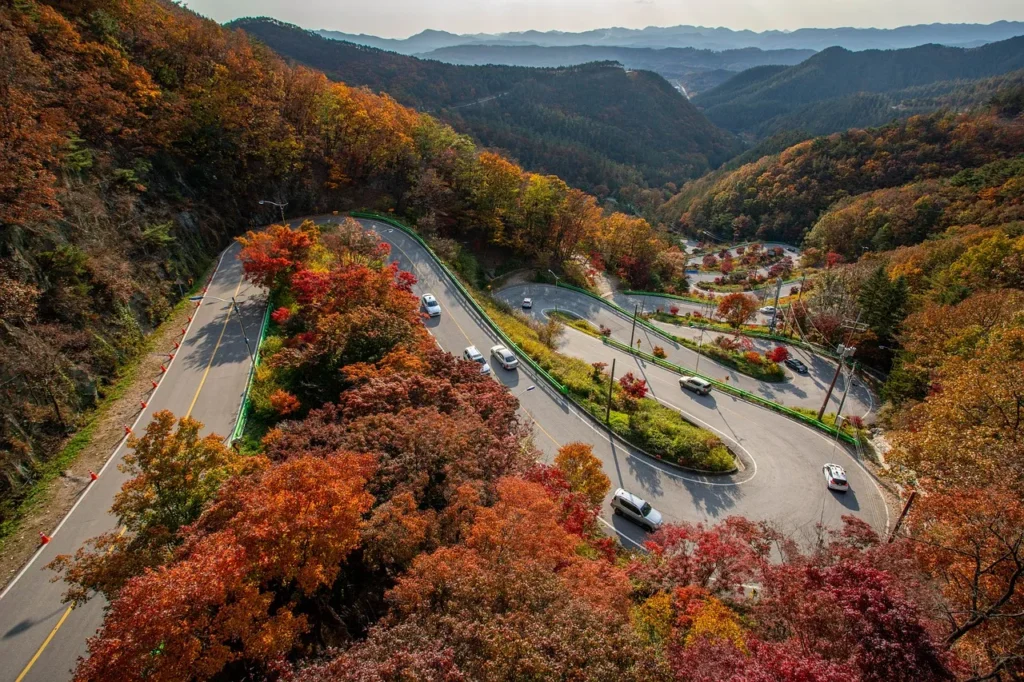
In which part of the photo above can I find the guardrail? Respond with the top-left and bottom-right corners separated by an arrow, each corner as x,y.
601,336 -> 860,446
350,211 -> 568,395
351,211 -> 859,448
229,299 -> 273,443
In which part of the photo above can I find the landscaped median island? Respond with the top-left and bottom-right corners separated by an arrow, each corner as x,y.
482,298 -> 736,473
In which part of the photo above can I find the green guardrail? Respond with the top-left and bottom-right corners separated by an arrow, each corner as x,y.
350,211 -> 858,448
622,289 -> 712,306
601,336 -> 859,446
229,299 -> 273,443
350,211 -> 569,395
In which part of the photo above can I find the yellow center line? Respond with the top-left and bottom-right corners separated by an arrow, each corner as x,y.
186,274 -> 246,417
16,527 -> 127,682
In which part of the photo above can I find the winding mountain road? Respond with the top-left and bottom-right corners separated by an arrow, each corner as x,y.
0,217 -> 888,682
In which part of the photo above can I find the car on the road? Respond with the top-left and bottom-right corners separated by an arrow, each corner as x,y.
463,346 -> 491,374
522,297 -> 533,309
785,357 -> 809,374
422,293 -> 441,317
759,305 -> 777,315
611,488 -> 663,531
490,344 -> 519,370
679,376 -> 712,396
823,463 -> 849,492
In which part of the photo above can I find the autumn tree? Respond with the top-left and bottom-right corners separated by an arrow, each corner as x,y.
715,292 -> 759,328
49,411 -> 255,605
237,221 -> 319,290
903,487 -> 1024,680
554,442 -> 611,507
75,453 -> 375,682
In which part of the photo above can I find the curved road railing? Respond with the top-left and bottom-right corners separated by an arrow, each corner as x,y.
229,299 -> 273,443
353,212 -> 862,447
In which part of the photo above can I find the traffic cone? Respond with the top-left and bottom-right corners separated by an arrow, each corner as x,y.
187,316 -> 192,323
160,365 -> 167,373
39,532 -> 51,545
89,471 -> 98,481
173,340 -> 180,349
180,328 -> 186,335
140,401 -> 148,409
124,425 -> 132,435
151,380 -> 158,389
168,352 -> 175,360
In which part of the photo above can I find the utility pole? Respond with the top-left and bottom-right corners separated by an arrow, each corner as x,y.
695,326 -> 706,373
769,277 -> 784,334
888,490 -> 918,543
817,312 -> 867,421
605,358 -> 616,423
232,297 -> 255,365
629,304 -> 639,348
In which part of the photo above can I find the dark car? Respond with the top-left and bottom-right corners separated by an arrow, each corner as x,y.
785,357 -> 809,374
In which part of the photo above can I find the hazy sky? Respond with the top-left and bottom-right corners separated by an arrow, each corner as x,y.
183,0 -> 1024,38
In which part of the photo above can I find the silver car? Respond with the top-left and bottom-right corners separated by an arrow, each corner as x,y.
611,488 -> 663,531
422,293 -> 441,317
490,345 -> 519,370
462,345 -> 492,374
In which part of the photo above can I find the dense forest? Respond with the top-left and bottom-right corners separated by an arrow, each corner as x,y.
0,0 -> 679,530
660,106 -> 1024,244
228,18 -> 742,196
694,36 -> 1024,138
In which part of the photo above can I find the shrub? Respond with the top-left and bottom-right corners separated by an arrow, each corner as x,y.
270,306 -> 291,325
599,325 -> 612,337
669,305 -> 679,315
269,389 -> 300,416
653,346 -> 667,359
766,346 -> 790,363
619,372 -> 648,400
743,351 -> 763,365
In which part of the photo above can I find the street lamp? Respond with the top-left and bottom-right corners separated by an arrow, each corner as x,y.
191,294 -> 255,365
516,385 -> 537,398
258,199 -> 288,224
547,269 -> 561,287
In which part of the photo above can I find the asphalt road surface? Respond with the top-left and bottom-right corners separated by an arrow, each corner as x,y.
499,283 -> 875,420
356,218 -> 887,542
0,242 -> 266,682
0,219 -> 886,681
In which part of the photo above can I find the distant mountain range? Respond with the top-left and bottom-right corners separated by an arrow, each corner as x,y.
693,36 -> 1024,138
318,21 -> 1024,54
412,45 -> 816,97
231,18 -> 741,195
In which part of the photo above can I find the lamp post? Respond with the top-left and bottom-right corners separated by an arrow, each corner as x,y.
516,385 -> 536,398
190,295 -> 255,365
258,199 -> 288,224
694,325 -> 706,373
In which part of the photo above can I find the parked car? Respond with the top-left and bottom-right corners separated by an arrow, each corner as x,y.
462,346 -> 491,374
522,297 -> 533,309
759,305 -> 777,315
611,488 -> 663,531
422,293 -> 441,317
679,376 -> 712,396
785,357 -> 809,374
823,463 -> 849,492
490,345 -> 519,370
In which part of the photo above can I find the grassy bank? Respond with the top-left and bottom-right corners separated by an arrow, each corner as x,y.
648,313 -> 786,382
483,300 -> 735,472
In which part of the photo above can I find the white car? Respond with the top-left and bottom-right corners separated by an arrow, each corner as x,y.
611,488 -> 663,531
422,293 -> 441,317
679,376 -> 712,396
522,297 -> 533,309
823,463 -> 849,492
490,344 -> 519,370
760,305 -> 777,315
462,346 -> 492,374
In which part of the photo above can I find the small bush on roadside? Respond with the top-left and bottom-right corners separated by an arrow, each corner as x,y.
653,345 -> 667,359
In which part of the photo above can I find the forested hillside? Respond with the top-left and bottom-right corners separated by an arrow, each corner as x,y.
229,17 -> 742,196
415,44 -> 815,95
0,0 -> 676,530
694,36 -> 1024,137
660,106 -> 1024,244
